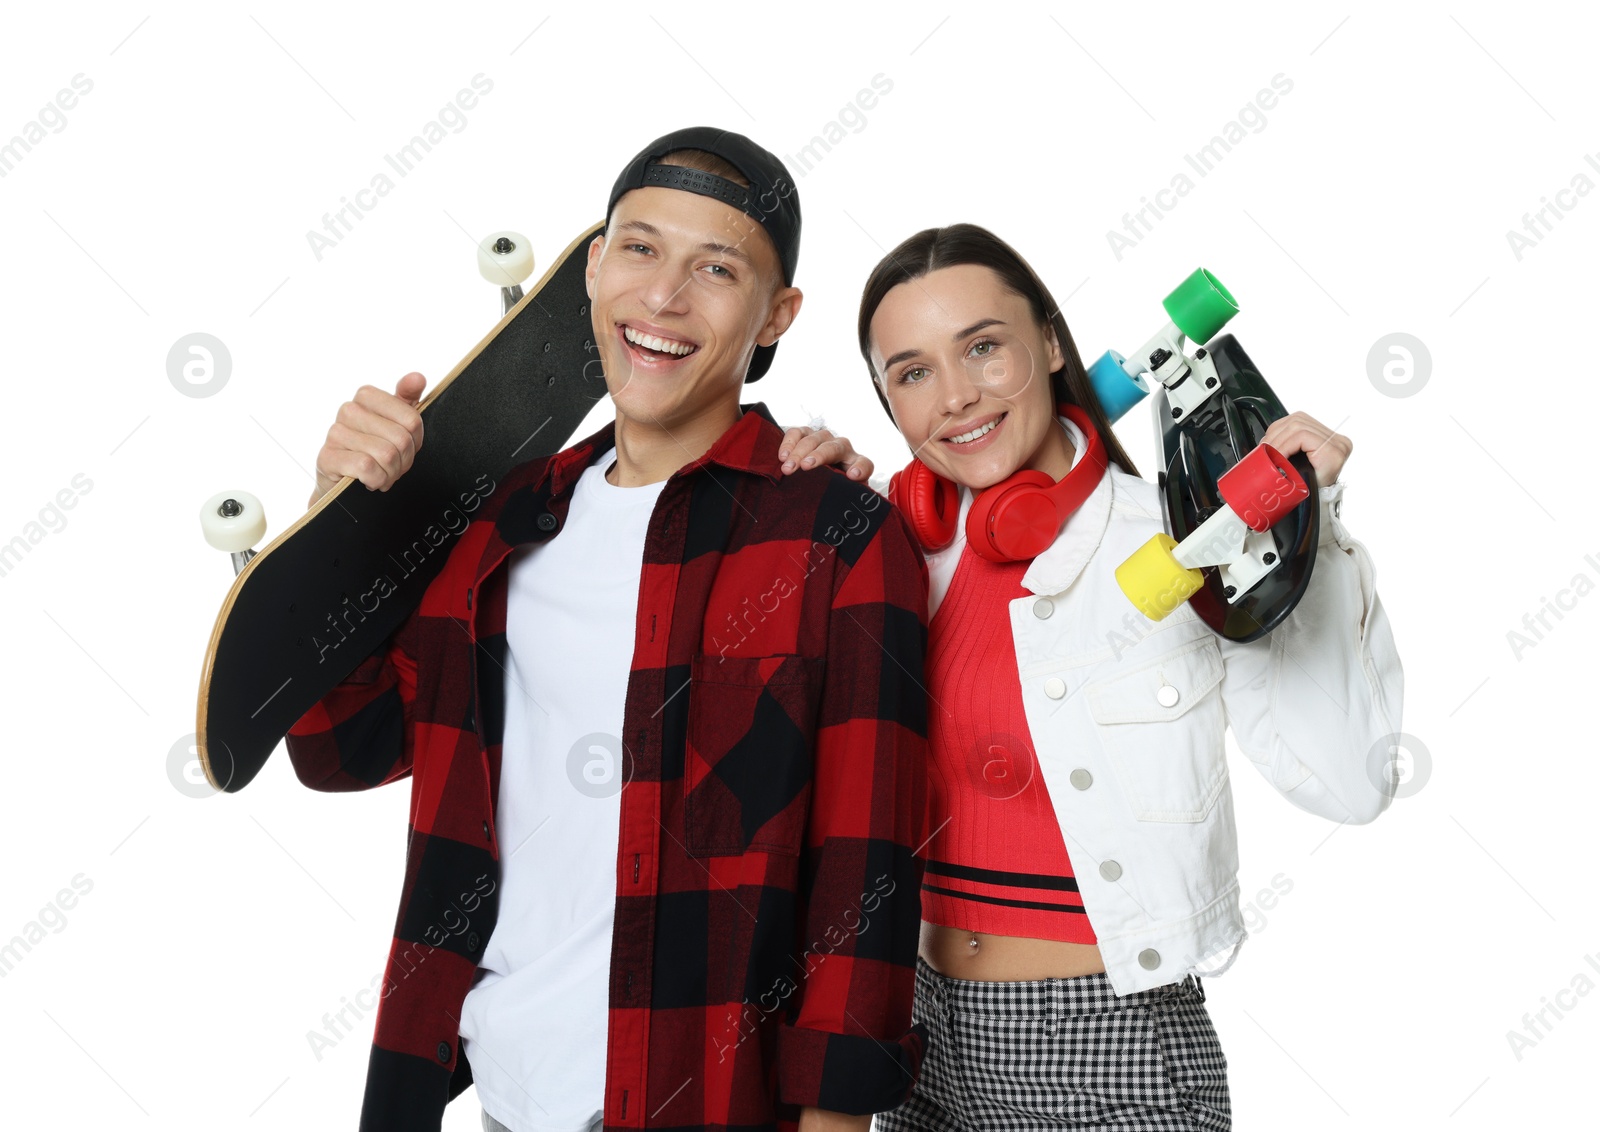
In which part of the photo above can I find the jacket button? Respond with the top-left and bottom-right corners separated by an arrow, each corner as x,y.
537,512 -> 558,531
483,820 -> 491,840
1044,677 -> 1067,699
1032,597 -> 1054,619
1138,948 -> 1161,970
467,932 -> 480,952
436,1041 -> 451,1063
1099,860 -> 1123,882
1156,683 -> 1180,708
1069,768 -> 1093,790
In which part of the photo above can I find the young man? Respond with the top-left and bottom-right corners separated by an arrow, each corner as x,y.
283,128 -> 931,1132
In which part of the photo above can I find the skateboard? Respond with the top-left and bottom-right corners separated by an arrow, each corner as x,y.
195,222 -> 607,792
1086,269 -> 1318,643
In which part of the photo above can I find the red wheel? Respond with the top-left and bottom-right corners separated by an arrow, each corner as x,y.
1217,443 -> 1308,531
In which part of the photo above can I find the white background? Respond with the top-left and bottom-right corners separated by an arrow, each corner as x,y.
0,1 -> 1593,1129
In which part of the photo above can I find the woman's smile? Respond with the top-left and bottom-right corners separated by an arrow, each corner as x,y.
939,410 -> 1008,452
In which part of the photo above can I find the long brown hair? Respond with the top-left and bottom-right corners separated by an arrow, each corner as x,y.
857,223 -> 1139,477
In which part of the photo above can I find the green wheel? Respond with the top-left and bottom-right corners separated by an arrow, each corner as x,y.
1162,268 -> 1238,345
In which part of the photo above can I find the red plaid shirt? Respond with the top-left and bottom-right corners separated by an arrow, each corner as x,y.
284,401 -> 930,1132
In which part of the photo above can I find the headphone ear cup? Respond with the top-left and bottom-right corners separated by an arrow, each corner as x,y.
893,459 -> 961,552
966,470 -> 1056,563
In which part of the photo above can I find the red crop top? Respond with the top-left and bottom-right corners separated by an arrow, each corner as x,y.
920,542 -> 1096,944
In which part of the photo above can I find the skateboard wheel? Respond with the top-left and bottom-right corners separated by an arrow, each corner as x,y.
1217,443 -> 1308,532
200,491 -> 266,553
1116,533 -> 1204,621
478,231 -> 535,286
1087,349 -> 1148,424
1162,268 -> 1238,345
1120,537 -> 1203,623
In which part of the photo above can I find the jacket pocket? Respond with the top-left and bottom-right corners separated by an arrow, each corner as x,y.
685,652 -> 824,857
1085,636 -> 1227,822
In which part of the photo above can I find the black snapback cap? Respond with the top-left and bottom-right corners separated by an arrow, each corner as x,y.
606,126 -> 801,382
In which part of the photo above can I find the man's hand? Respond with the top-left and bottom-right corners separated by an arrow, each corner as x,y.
778,423 -> 874,481
1260,410 -> 1351,485
307,372 -> 428,509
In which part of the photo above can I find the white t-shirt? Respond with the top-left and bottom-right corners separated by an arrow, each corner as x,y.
459,457 -> 665,1132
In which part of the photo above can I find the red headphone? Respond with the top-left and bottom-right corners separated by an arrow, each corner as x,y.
888,401 -> 1109,563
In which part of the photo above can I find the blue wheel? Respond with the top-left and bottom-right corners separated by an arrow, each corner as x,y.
1087,349 -> 1148,424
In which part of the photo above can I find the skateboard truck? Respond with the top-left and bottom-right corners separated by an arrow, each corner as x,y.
1114,443 -> 1308,620
478,230 -> 536,316
200,491 -> 267,576
1086,268 -> 1239,427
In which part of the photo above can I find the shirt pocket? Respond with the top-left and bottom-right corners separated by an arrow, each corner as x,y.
1084,636 -> 1227,822
685,652 -> 824,857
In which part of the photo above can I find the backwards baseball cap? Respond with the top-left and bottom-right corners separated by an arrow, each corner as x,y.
605,126 -> 801,383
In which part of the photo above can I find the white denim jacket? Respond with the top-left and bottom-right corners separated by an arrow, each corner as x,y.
871,412 -> 1404,994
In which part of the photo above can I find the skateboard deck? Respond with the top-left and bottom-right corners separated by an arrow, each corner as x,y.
1088,268 -> 1318,642
1153,333 -> 1318,642
196,222 -> 607,792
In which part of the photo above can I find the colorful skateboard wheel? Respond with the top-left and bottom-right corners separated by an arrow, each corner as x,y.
478,231 -> 535,287
1116,533 -> 1204,621
200,491 -> 266,553
1217,443 -> 1308,532
1087,349 -> 1149,424
1162,268 -> 1238,345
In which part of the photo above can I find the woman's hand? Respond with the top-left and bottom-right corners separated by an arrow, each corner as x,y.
1260,411 -> 1351,485
778,423 -> 875,481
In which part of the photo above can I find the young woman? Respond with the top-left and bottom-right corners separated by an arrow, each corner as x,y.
838,225 -> 1404,1130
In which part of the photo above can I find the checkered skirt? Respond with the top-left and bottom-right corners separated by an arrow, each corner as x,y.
873,956 -> 1230,1130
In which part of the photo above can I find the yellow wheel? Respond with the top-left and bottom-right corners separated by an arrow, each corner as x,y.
1116,534 -> 1204,620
